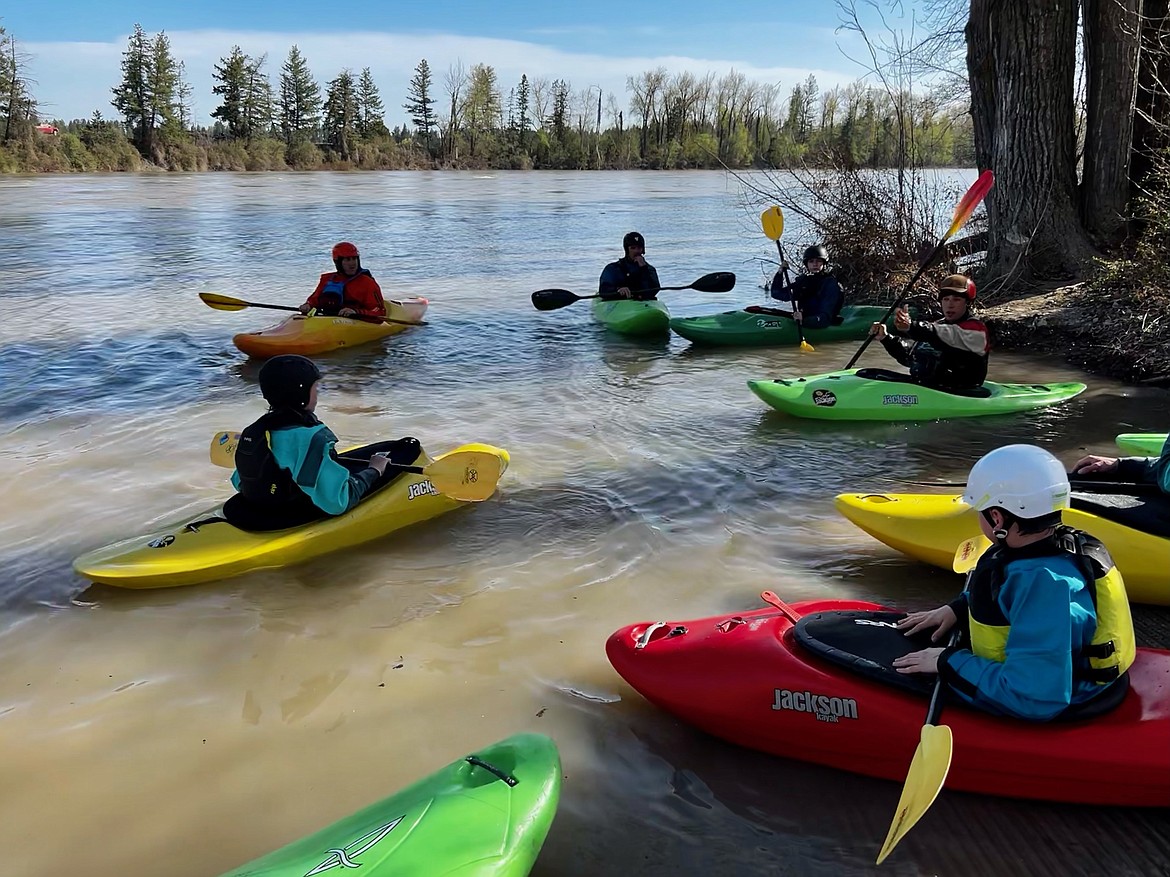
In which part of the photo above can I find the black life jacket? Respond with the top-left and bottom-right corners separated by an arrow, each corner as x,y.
234,407 -> 324,514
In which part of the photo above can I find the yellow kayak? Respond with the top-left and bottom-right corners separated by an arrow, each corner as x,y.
835,492 -> 1169,606
73,443 -> 507,589
233,297 -> 428,358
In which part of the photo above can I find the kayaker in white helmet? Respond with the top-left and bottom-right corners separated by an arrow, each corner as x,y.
598,231 -> 662,301
769,244 -> 845,329
866,273 -> 990,391
223,354 -> 419,531
892,444 -> 1136,721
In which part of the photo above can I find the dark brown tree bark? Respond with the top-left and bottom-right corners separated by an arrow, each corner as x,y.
1131,0 -> 1170,201
967,0 -> 1095,282
1082,0 -> 1143,245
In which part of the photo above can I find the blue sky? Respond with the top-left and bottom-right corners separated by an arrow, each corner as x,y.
7,2 -> 903,126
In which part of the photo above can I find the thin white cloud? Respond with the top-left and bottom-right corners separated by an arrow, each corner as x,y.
26,27 -> 861,127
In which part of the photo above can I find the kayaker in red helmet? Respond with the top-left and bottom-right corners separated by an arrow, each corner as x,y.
223,354 -> 420,531
299,242 -> 387,320
865,273 -> 989,391
598,231 -> 662,300
769,244 -> 845,329
893,444 -> 1136,721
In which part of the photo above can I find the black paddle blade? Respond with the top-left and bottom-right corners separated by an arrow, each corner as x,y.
531,288 -> 582,311
692,271 -> 737,293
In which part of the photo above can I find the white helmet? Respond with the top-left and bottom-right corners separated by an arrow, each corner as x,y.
962,444 -> 1070,519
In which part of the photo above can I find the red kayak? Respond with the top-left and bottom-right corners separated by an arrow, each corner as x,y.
606,596 -> 1170,807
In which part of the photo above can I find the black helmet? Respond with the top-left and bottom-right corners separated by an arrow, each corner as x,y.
803,245 -> 829,265
623,231 -> 646,251
258,355 -> 322,409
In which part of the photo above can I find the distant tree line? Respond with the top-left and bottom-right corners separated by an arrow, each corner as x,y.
0,21 -> 975,173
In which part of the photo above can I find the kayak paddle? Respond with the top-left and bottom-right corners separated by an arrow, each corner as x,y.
530,271 -> 736,311
198,292 -> 427,327
876,537 -> 983,864
208,431 -> 503,502
898,476 -> 1157,496
760,206 -> 813,352
845,169 -> 994,369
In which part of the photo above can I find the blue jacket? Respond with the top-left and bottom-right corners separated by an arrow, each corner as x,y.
599,258 -> 661,300
770,271 -> 844,329
938,551 -> 1109,721
232,422 -> 377,516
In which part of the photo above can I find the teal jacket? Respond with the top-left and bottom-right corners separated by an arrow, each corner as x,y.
1116,434 -> 1170,494
231,422 -> 378,515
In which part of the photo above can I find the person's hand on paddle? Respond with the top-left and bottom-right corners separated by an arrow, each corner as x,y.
1073,454 -> 1120,476
897,605 -> 957,641
870,321 -> 888,339
339,307 -> 357,317
298,303 -> 312,315
893,647 -> 945,675
367,452 -> 391,475
893,306 -> 912,332
614,287 -> 633,299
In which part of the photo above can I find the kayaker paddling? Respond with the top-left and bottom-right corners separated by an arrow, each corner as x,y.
299,241 -> 387,320
769,244 -> 845,329
598,231 -> 661,300
865,273 -> 989,392
893,444 -> 1136,721
223,354 -> 421,531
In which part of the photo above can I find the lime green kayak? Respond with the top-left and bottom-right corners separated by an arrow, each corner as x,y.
220,733 -> 561,876
747,369 -> 1087,421
670,304 -> 890,346
1116,433 -> 1168,456
591,298 -> 670,336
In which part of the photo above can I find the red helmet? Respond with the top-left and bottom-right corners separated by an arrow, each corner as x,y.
331,241 -> 360,260
939,274 -> 976,302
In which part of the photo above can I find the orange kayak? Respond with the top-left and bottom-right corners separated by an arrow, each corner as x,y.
233,297 -> 428,358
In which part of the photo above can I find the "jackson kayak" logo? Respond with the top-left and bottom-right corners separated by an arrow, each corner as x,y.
407,480 -> 439,500
881,394 -> 919,405
772,688 -> 859,722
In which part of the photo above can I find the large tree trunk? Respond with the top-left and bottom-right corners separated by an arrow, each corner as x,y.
1081,0 -> 1142,245
1131,0 -> 1170,202
967,0 -> 1095,283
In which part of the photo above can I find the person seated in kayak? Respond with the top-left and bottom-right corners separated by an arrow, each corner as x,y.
299,241 -> 387,320
1072,435 -> 1170,494
893,444 -> 1135,721
769,244 -> 845,329
866,273 -> 989,391
598,232 -> 661,300
223,354 -> 421,531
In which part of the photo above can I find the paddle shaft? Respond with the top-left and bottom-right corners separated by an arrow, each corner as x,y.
901,477 -> 1156,496
776,242 -> 809,345
201,293 -> 424,326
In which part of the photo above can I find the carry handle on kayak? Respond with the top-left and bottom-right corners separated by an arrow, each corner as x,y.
530,271 -> 736,311
464,756 -> 519,786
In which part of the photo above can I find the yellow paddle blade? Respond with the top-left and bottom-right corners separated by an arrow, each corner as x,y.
199,292 -> 249,311
799,339 -> 815,352
952,535 -> 991,574
876,723 -> 954,865
760,205 -> 785,241
209,431 -> 240,468
423,449 -> 505,502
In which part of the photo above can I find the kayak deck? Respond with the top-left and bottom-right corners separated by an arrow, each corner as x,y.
72,443 -> 508,589
670,304 -> 889,346
233,297 -> 428,358
590,298 -> 670,336
219,733 -> 561,876
748,369 -> 1087,421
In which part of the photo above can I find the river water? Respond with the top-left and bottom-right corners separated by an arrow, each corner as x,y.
1,171 -> 1167,876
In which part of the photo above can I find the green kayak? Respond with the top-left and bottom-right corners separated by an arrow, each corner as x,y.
220,733 -> 561,876
591,298 -> 670,336
670,304 -> 891,346
1116,433 -> 1168,456
747,369 -> 1087,421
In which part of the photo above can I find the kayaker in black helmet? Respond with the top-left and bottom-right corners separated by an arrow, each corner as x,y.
223,354 -> 421,531
769,244 -> 845,329
598,231 -> 662,300
865,273 -> 990,391
893,444 -> 1135,721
